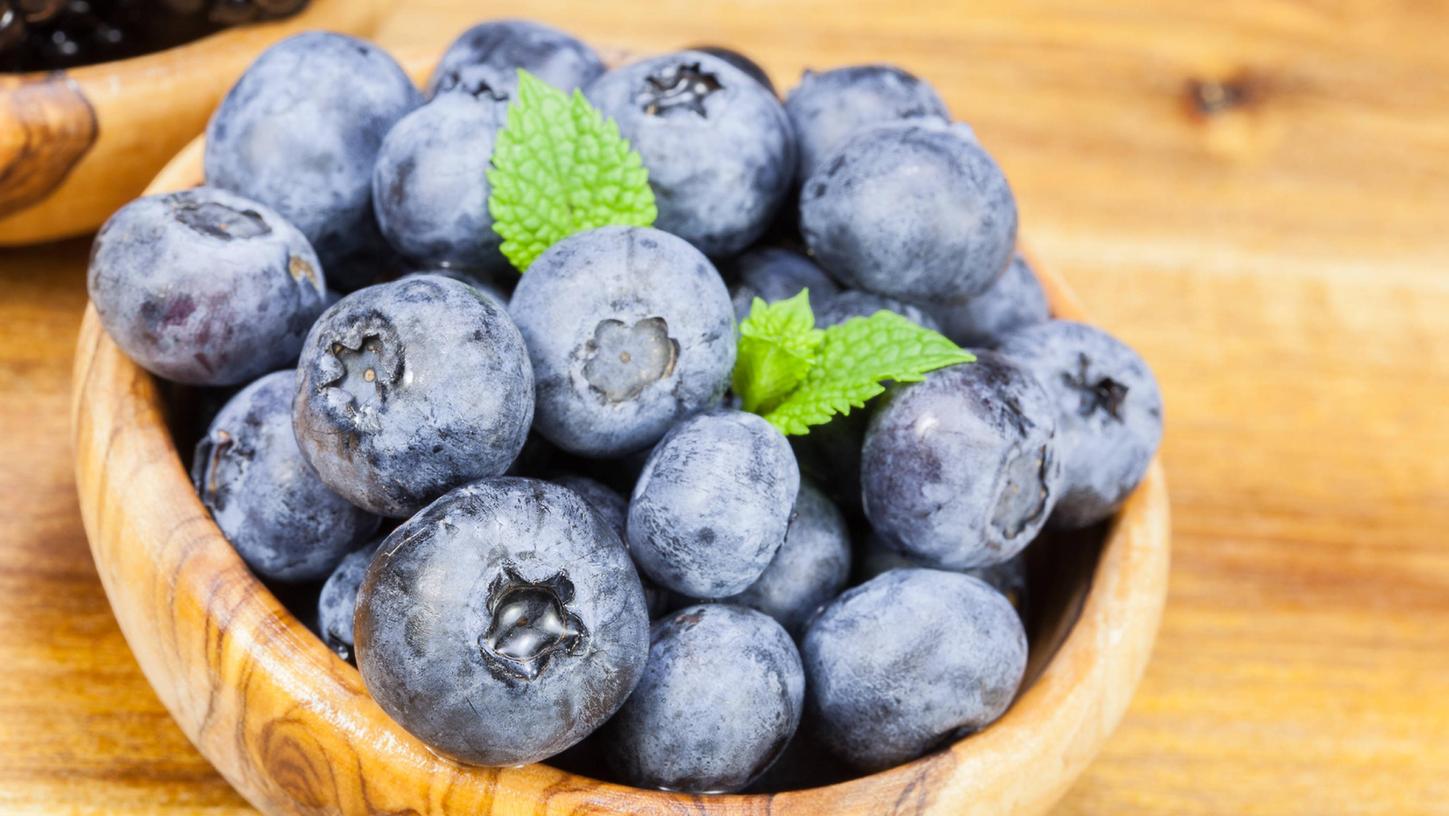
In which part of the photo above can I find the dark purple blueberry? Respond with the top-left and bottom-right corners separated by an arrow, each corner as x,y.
996,320 -> 1163,528
600,604 -> 805,792
193,370 -> 379,582
292,275 -> 534,517
88,186 -> 326,385
355,478 -> 649,766
861,352 -> 1063,569
802,569 -> 1026,771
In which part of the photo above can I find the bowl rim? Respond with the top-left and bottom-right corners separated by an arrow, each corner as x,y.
70,135 -> 1170,815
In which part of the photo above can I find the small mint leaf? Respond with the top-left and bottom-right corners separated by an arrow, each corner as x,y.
487,70 -> 656,272
732,290 -> 823,414
764,310 -> 974,435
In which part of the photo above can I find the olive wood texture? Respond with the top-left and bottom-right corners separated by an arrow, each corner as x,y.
69,132 -> 1169,814
0,0 -> 387,246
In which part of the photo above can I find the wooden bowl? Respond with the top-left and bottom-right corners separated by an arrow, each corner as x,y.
71,133 -> 1171,813
0,0 -> 387,247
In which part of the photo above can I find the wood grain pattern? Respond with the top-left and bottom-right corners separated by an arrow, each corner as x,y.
0,0 -> 387,246
3,0 -> 1448,812
0,73 -> 97,217
67,115 -> 1169,815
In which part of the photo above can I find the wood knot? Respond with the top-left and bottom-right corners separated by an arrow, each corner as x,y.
0,72 -> 98,217
1185,74 -> 1260,118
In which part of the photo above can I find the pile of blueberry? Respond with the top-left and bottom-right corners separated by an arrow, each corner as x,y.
0,0 -> 308,72
86,19 -> 1163,793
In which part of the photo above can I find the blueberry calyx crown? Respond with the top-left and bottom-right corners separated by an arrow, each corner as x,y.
317,317 -> 405,424
580,317 -> 679,403
172,197 -> 271,241
990,443 -> 1053,539
1064,352 -> 1128,421
434,64 -> 511,102
479,565 -> 588,682
640,62 -> 723,117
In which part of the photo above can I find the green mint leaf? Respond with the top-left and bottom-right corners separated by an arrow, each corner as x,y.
731,290 -> 824,414
764,310 -> 975,435
487,70 -> 657,272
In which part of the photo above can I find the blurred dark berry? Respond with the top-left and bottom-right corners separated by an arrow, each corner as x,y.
1,0 -> 309,73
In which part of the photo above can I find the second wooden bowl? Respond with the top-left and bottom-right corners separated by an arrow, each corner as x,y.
0,0 -> 386,247
71,134 -> 1170,813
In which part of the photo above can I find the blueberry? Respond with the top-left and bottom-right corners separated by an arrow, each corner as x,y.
803,569 -> 1026,772
858,531 -> 1029,614
88,186 -> 326,385
628,410 -> 800,598
996,320 -> 1163,528
600,604 -> 804,792
813,289 -> 942,331
784,64 -> 948,184
355,477 -> 649,766
690,44 -> 775,94
193,371 -> 379,582
373,90 -> 510,272
729,247 -> 839,321
426,19 -> 603,99
800,119 -> 1016,303
861,352 -> 1063,569
720,481 -> 851,636
553,474 -> 670,618
399,266 -> 510,310
586,51 -> 797,257
508,226 -> 736,458
293,275 -> 534,517
204,32 -> 421,289
928,253 -> 1050,348
316,537 -> 382,663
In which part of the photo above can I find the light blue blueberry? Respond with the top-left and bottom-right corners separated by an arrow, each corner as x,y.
293,275 -> 534,517
193,371 -> 378,582
800,119 -> 1017,303
802,568 -> 1027,771
587,50 -> 797,257
600,604 -> 805,792
861,352 -> 1063,569
784,64 -> 949,183
509,226 -> 736,458
88,186 -> 326,385
628,410 -> 800,598
204,32 -> 421,290
996,320 -> 1163,528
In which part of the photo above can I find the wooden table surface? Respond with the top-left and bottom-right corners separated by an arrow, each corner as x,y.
3,1 -> 1447,813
